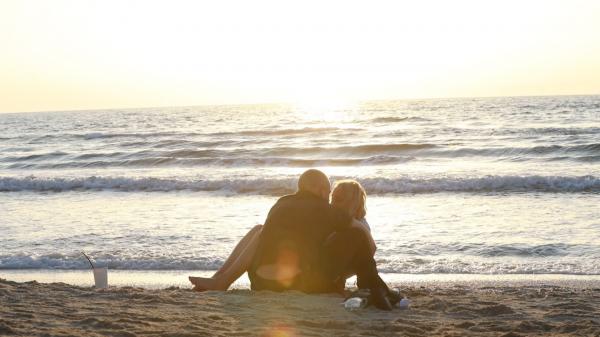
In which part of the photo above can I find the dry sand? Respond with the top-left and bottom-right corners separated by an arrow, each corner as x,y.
1,278 -> 599,337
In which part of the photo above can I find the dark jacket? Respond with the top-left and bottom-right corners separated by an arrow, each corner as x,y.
248,190 -> 352,293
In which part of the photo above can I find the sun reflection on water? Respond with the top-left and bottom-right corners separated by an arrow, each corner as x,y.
291,98 -> 358,122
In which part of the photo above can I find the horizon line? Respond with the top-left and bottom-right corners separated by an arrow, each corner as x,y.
2,93 -> 599,115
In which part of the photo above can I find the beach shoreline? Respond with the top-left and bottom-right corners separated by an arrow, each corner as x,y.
3,270 -> 600,289
2,277 -> 599,336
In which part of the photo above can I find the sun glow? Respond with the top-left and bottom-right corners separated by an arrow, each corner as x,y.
291,97 -> 357,122
1,0 -> 599,113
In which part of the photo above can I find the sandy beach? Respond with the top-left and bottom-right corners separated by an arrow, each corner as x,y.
2,278 -> 599,337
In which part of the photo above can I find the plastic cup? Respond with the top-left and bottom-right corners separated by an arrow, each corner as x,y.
93,267 -> 108,288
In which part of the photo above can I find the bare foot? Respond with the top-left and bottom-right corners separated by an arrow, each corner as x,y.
188,276 -> 227,291
191,284 -> 207,292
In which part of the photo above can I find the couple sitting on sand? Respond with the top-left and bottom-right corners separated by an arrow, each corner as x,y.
189,169 -> 397,310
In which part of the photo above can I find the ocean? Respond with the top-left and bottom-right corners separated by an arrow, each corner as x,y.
1,95 -> 599,287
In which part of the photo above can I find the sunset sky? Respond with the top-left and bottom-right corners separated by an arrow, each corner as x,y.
1,0 -> 599,113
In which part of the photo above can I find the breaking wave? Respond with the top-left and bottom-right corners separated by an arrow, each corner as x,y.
1,175 -> 598,194
2,251 -> 599,274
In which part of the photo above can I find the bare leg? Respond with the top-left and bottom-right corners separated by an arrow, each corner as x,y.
213,225 -> 262,277
189,225 -> 262,291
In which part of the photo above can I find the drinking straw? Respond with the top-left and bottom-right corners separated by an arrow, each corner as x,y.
82,252 -> 96,269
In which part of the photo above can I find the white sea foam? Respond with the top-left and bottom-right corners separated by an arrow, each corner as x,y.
377,258 -> 600,275
0,253 -> 224,270
2,253 -> 599,275
1,175 -> 598,194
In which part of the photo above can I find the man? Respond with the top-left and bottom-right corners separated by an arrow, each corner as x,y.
248,169 -> 393,310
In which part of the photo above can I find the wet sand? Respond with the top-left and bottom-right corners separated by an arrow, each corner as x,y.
1,278 -> 599,336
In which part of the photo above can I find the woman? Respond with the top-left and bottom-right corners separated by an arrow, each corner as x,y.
189,179 -> 376,291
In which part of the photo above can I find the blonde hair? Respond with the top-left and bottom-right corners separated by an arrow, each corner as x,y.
331,180 -> 367,219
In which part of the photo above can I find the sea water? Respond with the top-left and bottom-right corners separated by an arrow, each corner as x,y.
1,96 -> 599,286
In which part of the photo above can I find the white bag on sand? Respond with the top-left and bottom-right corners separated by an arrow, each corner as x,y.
398,298 -> 411,309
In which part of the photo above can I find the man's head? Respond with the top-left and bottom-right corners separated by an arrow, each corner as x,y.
297,169 -> 331,201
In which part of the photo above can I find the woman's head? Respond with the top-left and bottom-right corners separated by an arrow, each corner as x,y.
331,180 -> 367,219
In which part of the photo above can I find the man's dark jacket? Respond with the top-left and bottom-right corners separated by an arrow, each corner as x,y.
248,190 -> 352,293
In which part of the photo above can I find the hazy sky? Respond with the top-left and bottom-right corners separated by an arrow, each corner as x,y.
1,0 -> 599,113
